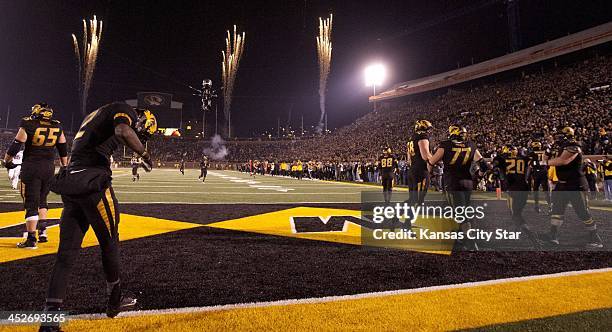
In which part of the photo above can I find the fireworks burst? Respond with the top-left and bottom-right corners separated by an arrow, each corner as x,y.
72,15 -> 103,114
221,25 -> 245,137
316,14 -> 332,133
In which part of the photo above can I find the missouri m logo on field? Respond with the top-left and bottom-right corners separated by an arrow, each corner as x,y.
207,207 -> 450,254
290,216 -> 364,233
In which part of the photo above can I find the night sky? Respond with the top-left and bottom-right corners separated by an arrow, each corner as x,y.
0,0 -> 610,136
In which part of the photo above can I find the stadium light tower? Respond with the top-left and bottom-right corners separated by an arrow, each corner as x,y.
364,63 -> 385,111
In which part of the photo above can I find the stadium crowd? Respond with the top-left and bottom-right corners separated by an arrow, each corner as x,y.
142,55 -> 610,164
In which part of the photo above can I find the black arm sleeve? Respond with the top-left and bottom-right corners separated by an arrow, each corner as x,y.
7,139 -> 23,156
56,142 -> 68,157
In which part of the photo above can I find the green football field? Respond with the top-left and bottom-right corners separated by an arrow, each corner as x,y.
0,168 -> 391,204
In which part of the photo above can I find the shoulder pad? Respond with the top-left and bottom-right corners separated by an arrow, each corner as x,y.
51,119 -> 61,125
564,145 -> 581,154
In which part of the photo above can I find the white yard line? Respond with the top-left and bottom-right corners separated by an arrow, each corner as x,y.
70,267 -> 612,320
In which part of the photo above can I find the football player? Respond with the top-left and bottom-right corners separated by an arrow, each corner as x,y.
541,127 -> 603,248
527,141 -> 551,213
495,146 -> 540,248
130,153 -> 140,182
199,156 -> 209,182
602,156 -> 612,201
40,103 -> 156,331
407,120 -> 433,205
582,158 -> 597,200
3,103 -> 68,249
7,150 -> 23,189
379,147 -> 398,203
179,157 -> 185,175
429,125 -> 487,250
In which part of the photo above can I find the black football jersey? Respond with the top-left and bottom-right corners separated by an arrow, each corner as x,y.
554,140 -> 585,184
439,139 -> 477,181
70,102 -> 137,168
378,154 -> 397,173
528,150 -> 548,172
200,161 -> 209,169
408,132 -> 429,175
497,156 -> 530,191
19,116 -> 63,163
604,160 -> 612,180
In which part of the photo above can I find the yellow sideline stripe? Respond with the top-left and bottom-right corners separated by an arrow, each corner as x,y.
0,209 -> 201,263
0,209 -> 63,228
3,269 -> 609,331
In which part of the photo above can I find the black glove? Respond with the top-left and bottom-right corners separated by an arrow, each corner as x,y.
141,151 -> 153,172
4,161 -> 18,170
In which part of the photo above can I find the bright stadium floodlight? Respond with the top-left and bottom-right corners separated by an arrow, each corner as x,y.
364,63 -> 386,111
365,63 -> 385,88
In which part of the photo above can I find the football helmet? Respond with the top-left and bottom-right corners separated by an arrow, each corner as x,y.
135,108 -> 157,142
500,145 -> 510,156
414,120 -> 433,133
31,103 -> 54,121
554,126 -> 574,145
383,147 -> 392,155
448,125 -> 467,142
509,146 -> 519,158
531,141 -> 542,150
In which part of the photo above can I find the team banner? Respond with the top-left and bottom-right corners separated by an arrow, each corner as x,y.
137,92 -> 173,111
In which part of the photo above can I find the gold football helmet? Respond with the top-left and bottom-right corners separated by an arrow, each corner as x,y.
448,125 -> 467,141
135,109 -> 157,141
415,120 -> 433,133
31,103 -> 54,121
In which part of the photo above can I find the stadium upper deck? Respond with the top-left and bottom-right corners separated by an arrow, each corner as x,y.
371,21 -> 612,101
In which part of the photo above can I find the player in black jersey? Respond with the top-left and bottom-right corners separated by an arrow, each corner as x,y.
494,146 -> 540,248
179,158 -> 186,175
541,127 -> 603,248
582,158 -> 597,200
493,146 -> 511,192
407,120 -> 433,205
527,141 -> 551,213
130,154 -> 140,181
378,147 -> 398,203
429,125 -> 487,250
199,156 -> 209,182
3,103 -> 68,249
40,103 -> 157,330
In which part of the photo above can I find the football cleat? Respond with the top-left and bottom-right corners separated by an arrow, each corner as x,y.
520,226 -> 542,250
107,283 -> 138,318
38,230 -> 48,243
585,232 -> 604,249
546,235 -> 560,246
17,237 -> 37,249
